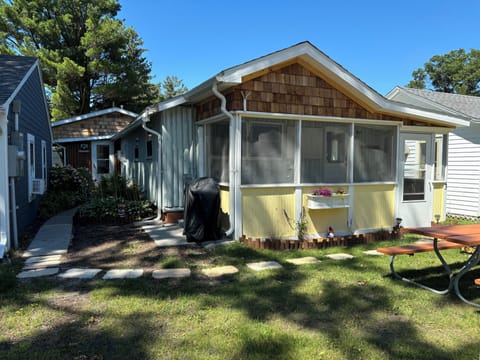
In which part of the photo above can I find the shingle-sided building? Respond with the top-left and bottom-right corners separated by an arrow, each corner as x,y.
0,55 -> 52,257
51,107 -> 137,182
118,42 -> 470,240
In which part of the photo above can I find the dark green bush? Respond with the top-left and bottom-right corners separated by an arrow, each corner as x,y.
38,165 -> 95,219
97,174 -> 144,201
78,197 -> 154,223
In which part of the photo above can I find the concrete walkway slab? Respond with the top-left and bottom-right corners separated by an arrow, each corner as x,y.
23,256 -> 62,270
144,225 -> 190,247
58,268 -> 102,279
201,265 -> 239,278
17,267 -> 59,279
286,256 -> 320,265
152,268 -> 191,279
246,261 -> 282,271
25,254 -> 63,264
103,269 -> 144,279
326,253 -> 354,260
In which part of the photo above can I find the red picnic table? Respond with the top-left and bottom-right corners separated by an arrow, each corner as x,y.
378,224 -> 480,307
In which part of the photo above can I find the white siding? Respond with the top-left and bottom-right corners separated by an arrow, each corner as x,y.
446,125 -> 480,217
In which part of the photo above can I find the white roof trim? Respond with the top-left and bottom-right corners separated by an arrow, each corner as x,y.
54,135 -> 112,143
51,107 -> 138,127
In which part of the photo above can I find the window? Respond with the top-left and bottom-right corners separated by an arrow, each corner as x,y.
353,125 -> 396,182
27,134 -> 35,201
205,120 -> 229,183
146,135 -> 153,158
301,122 -> 350,183
241,118 -> 295,184
41,140 -> 47,189
96,144 -> 110,175
134,138 -> 139,160
434,134 -> 447,181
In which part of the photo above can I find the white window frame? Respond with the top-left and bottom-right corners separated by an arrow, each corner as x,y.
27,133 -> 35,202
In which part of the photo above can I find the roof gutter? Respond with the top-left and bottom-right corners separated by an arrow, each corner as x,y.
141,111 -> 163,222
212,80 -> 235,238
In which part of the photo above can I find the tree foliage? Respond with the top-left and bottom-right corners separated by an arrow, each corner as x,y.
407,49 -> 480,96
157,75 -> 188,102
0,0 -> 158,119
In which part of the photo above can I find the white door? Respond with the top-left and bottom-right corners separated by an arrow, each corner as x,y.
92,142 -> 113,182
397,133 -> 433,228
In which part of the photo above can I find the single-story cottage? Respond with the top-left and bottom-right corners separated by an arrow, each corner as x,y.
117,42 -> 469,239
387,87 -> 480,218
51,107 -> 137,182
0,55 -> 52,257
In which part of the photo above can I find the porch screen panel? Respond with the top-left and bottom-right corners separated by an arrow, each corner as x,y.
301,122 -> 349,183
241,118 -> 295,185
353,125 -> 396,182
206,120 -> 229,183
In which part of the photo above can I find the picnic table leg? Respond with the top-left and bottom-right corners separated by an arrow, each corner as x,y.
388,241 -> 453,295
452,246 -> 480,308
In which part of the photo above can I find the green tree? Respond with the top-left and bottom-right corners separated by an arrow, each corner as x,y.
0,0 -> 158,119
407,49 -> 480,96
158,75 -> 188,101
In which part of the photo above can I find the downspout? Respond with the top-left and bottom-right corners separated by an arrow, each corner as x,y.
142,112 -> 163,221
212,81 -> 235,237
0,106 -> 9,257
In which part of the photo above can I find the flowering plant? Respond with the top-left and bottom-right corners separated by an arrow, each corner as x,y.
313,187 -> 332,196
336,187 -> 345,194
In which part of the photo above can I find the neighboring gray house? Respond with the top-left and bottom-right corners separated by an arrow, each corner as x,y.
0,55 -> 52,257
387,86 -> 480,218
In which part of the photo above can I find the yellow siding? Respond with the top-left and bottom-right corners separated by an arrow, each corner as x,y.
353,184 -> 395,230
219,186 -> 230,230
432,182 -> 446,221
242,187 -> 296,238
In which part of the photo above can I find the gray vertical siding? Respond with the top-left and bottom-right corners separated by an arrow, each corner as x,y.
120,106 -> 195,210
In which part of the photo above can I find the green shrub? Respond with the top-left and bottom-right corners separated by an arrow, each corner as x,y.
38,165 -> 95,220
78,197 -> 154,223
97,174 -> 145,201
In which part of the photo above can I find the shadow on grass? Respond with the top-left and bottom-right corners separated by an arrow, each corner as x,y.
1,245 -> 480,359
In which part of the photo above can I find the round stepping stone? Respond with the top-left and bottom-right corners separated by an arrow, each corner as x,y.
286,257 -> 320,265
201,265 -> 239,277
246,261 -> 282,271
152,268 -> 191,279
325,253 -> 354,260
363,250 -> 384,256
103,269 -> 144,279
58,268 -> 102,279
17,267 -> 59,279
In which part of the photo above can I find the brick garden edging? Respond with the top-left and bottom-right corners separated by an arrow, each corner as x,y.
240,230 -> 402,250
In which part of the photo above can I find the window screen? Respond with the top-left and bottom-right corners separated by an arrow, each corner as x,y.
301,122 -> 350,183
353,125 -> 396,182
241,118 -> 295,185
206,120 -> 229,183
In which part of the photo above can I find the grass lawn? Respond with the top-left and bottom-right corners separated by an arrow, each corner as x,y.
1,229 -> 480,359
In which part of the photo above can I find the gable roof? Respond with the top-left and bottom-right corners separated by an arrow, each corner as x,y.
0,55 -> 38,108
131,41 -> 469,133
387,86 -> 480,122
51,107 -> 138,127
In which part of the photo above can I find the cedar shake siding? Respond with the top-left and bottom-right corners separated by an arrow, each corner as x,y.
196,62 -> 423,126
52,113 -> 132,139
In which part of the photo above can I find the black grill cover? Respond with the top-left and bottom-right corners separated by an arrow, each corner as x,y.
184,177 -> 223,242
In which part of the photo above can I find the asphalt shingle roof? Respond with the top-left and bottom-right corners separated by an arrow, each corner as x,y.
0,55 -> 37,106
399,86 -> 480,120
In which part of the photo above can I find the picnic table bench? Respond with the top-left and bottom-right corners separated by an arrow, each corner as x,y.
377,224 -> 480,307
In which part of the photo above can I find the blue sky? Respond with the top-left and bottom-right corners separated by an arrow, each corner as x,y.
118,0 -> 479,95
